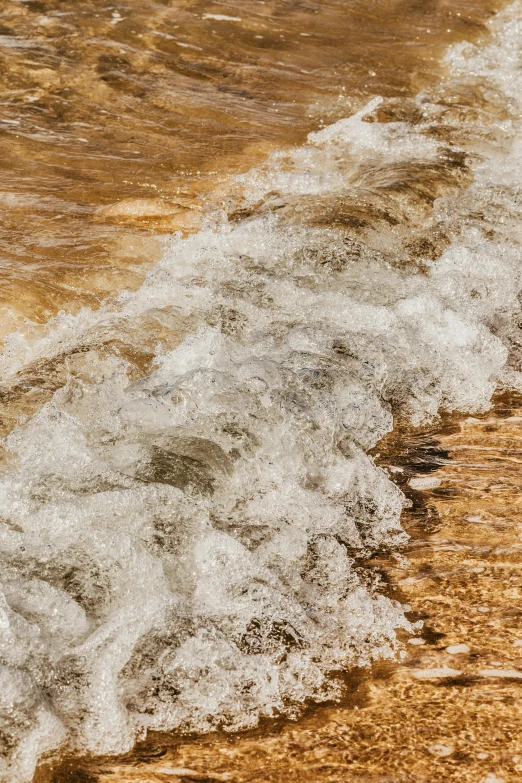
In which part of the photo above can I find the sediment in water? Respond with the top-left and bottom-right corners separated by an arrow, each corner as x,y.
0,0 -> 506,331
3,2 -> 522,781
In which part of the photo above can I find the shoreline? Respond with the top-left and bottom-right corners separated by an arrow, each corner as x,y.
36,393 -> 522,782
4,2 -> 522,779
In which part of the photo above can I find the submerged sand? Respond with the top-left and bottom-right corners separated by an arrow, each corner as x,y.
3,2 -> 522,779
0,0 -> 506,333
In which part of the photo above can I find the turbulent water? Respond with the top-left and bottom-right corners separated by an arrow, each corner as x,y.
3,2 -> 522,781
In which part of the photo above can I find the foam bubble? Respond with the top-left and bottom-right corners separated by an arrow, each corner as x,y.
3,2 -> 522,778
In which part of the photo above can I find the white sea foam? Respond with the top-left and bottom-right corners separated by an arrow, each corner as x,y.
2,3 -> 522,780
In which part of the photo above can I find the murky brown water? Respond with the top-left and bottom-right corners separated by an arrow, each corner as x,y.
0,0 -> 505,336
35,394 -> 522,783
3,2 -> 522,781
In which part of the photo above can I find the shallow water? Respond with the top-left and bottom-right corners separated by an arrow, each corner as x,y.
0,0 -> 503,333
3,1 -> 522,781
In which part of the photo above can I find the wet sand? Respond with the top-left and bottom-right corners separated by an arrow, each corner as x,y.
35,394 -> 522,783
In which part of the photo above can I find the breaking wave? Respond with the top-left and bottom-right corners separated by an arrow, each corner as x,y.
3,3 -> 522,779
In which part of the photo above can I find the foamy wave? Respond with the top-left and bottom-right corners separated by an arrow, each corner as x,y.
2,3 -> 522,780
